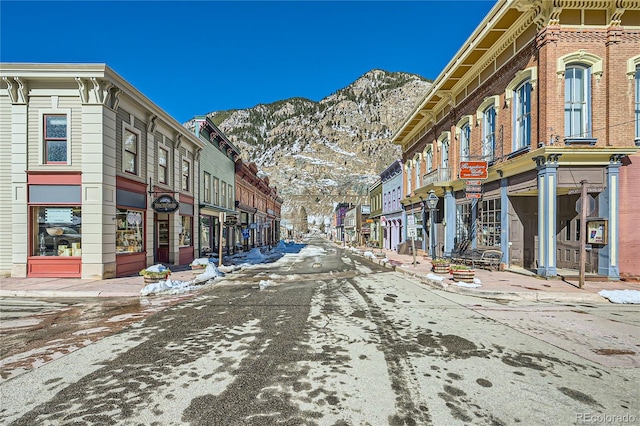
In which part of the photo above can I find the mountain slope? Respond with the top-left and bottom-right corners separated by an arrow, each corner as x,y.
199,69 -> 432,223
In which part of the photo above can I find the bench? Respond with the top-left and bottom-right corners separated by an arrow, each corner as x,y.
469,249 -> 503,271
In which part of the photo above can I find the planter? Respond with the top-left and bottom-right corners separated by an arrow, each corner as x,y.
432,263 -> 450,274
143,275 -> 168,284
191,265 -> 206,274
452,269 -> 475,283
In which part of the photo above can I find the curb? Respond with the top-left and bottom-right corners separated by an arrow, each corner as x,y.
399,266 -> 608,303
352,249 -> 608,304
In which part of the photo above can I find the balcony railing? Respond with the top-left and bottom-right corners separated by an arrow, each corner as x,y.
422,167 -> 451,186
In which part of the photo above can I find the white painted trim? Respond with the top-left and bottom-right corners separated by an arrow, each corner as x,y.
476,96 -> 500,125
39,108 -> 72,166
627,55 -> 640,79
505,66 -> 537,107
557,50 -> 603,81
181,156 -> 192,193
122,124 -> 141,176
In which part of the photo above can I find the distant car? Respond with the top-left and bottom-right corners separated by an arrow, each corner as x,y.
41,226 -> 81,250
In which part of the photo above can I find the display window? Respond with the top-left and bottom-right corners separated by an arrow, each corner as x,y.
179,215 -> 192,246
33,206 -> 82,256
116,208 -> 144,254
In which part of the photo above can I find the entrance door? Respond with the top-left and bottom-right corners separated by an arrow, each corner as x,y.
157,220 -> 169,263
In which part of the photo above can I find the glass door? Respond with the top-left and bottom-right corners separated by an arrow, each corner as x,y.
157,220 -> 169,263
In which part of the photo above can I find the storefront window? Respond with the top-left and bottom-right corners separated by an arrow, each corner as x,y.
33,206 -> 81,256
180,216 -> 192,246
116,208 -> 144,254
478,198 -> 501,247
200,216 -> 212,256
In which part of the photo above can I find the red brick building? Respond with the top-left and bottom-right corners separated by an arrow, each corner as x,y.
393,0 -> 640,280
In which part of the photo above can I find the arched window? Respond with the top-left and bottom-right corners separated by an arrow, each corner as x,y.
460,125 -> 470,161
414,154 -> 421,188
438,131 -> 452,168
565,65 -> 591,139
477,96 -> 499,160
514,80 -> 532,149
455,117 -> 471,163
425,147 -> 433,174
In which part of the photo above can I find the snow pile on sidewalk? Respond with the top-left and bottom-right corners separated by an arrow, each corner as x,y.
598,289 -> 640,304
140,263 -> 223,296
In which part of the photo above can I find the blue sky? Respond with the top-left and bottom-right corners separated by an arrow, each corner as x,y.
1,1 -> 494,123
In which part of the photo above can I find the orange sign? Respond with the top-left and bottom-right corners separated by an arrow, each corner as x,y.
459,161 -> 488,179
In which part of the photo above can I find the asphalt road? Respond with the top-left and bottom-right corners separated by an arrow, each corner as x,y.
1,239 -> 638,425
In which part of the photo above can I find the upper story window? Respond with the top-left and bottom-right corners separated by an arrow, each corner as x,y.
425,148 -> 433,173
213,177 -> 220,205
565,65 -> 591,138
181,159 -> 190,192
392,189 -> 396,210
123,129 -> 138,175
405,163 -> 412,194
221,180 -> 227,208
44,114 -> 68,164
514,80 -> 532,149
204,172 -> 211,203
414,154 -> 421,188
460,125 -> 470,161
441,138 -> 449,168
158,147 -> 168,184
558,52 -> 601,143
476,97 -> 499,160
227,183 -> 233,209
482,105 -> 496,162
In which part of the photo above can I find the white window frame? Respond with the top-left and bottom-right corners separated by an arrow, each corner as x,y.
512,79 -> 532,150
122,126 -> 140,176
158,145 -> 169,185
437,131 -> 452,166
39,108 -> 72,165
405,162 -> 412,194
455,116 -> 472,163
564,64 -> 591,139
414,153 -> 422,188
425,147 -> 433,174
203,172 -> 211,204
181,157 -> 191,192
476,95 -> 500,162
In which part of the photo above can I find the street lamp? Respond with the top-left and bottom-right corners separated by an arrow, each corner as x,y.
425,190 -> 439,259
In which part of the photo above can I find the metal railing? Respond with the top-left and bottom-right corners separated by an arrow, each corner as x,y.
422,167 -> 452,186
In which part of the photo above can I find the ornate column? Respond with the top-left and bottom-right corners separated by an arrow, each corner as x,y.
534,154 -> 561,277
598,155 -> 623,279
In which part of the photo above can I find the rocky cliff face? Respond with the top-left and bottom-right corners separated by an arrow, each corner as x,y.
197,69 -> 432,224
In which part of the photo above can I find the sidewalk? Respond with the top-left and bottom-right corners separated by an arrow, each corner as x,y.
1,246 -> 639,303
0,266 -> 198,299
347,245 -> 640,303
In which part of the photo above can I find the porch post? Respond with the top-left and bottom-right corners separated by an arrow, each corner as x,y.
444,187 -> 455,256
500,177 -> 509,268
534,154 -> 560,278
598,155 -> 623,279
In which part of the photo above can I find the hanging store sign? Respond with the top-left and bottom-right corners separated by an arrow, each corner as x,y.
152,195 -> 179,213
224,216 -> 238,226
459,161 -> 488,179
